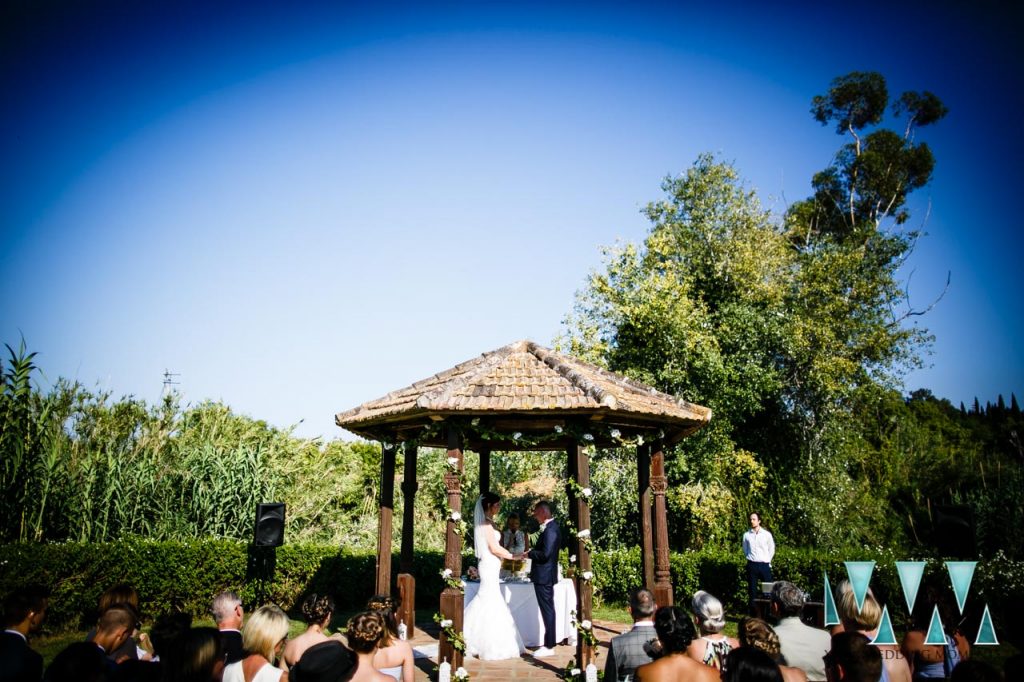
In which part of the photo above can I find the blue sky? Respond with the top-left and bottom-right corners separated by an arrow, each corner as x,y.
2,1 -> 1022,439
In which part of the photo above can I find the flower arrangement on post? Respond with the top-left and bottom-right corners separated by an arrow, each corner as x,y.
445,456 -> 460,472
566,480 -> 594,503
448,508 -> 469,536
439,568 -> 464,592
570,610 -> 599,648
454,666 -> 469,680
433,612 -> 467,654
561,661 -> 583,680
575,527 -> 594,553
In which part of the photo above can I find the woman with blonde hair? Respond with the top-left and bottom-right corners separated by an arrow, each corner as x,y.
366,595 -> 414,682
223,604 -> 290,682
738,617 -> 807,682
834,580 -> 910,682
345,612 -> 392,682
686,590 -> 740,669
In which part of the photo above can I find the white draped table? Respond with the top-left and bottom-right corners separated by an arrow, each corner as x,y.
462,577 -> 578,648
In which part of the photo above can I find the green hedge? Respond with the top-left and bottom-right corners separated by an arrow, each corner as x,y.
3,540 -> 1022,637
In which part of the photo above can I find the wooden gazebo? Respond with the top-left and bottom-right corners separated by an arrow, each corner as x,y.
335,340 -> 711,669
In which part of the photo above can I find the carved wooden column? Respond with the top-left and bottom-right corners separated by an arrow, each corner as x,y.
397,442 -> 418,637
637,442 -> 655,591
479,447 -> 491,495
569,441 -> 595,666
650,440 -> 674,606
376,442 -> 398,595
438,428 -> 465,669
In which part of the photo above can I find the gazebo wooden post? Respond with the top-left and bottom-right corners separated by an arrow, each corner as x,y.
570,441 -> 595,666
637,442 -> 655,591
479,447 -> 491,495
376,442 -> 398,595
397,441 -> 418,637
650,440 -> 674,606
439,427 -> 465,669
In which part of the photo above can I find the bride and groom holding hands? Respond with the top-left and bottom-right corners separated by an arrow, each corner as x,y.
463,492 -> 563,660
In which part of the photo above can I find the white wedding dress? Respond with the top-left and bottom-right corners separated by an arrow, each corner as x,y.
463,499 -> 526,660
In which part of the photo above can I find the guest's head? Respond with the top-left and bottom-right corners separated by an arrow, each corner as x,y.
835,579 -> 882,632
43,642 -> 109,682
739,617 -> 783,662
92,606 -> 135,654
366,594 -> 400,644
771,581 -> 805,619
346,611 -> 386,654
163,627 -> 225,682
692,590 -> 727,634
97,584 -> 140,614
723,646 -> 784,682
212,590 -> 243,630
301,593 -> 335,628
481,491 -> 501,516
2,584 -> 49,634
653,605 -> 696,655
242,605 -> 290,663
149,612 -> 193,661
290,641 -> 357,682
506,513 -> 520,531
824,632 -> 882,682
628,588 -> 656,623
750,513 -> 763,530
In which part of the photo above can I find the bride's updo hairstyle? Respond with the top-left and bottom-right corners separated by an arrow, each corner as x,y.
346,611 -> 386,654
366,594 -> 400,646
653,605 -> 697,655
481,491 -> 501,514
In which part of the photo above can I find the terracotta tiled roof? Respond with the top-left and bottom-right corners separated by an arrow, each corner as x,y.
336,340 -> 711,441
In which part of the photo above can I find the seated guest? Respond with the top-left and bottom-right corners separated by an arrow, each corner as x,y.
900,585 -> 969,681
212,591 -> 245,665
823,632 -> 881,682
115,612 -> 192,682
90,607 -> 136,664
835,580 -> 909,682
634,606 -> 719,682
43,642 -> 110,682
345,612 -> 392,682
1,584 -> 49,682
739,617 -> 808,682
501,514 -> 528,555
88,585 -> 145,662
687,590 -> 740,669
283,594 -> 335,668
366,596 -> 413,682
605,588 -> 658,682
771,581 -> 831,682
289,641 -> 356,682
723,647 -> 784,682
161,627 -> 225,682
222,605 -> 290,682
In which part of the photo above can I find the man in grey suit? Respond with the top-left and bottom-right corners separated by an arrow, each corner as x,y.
604,588 -> 658,682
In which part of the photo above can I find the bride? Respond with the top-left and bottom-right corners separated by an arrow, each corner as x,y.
463,492 -> 526,660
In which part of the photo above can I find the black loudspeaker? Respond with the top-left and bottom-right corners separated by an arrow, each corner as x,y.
254,503 -> 286,547
934,505 -> 975,558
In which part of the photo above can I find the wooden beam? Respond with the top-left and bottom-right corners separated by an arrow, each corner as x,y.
479,447 -> 491,495
650,441 -> 673,606
398,442 -> 419,637
438,427 -> 465,669
637,443 -> 654,591
571,441 -> 595,667
375,442 -> 397,595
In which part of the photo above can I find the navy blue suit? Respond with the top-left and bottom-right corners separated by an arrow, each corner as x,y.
528,519 -> 561,648
0,631 -> 43,682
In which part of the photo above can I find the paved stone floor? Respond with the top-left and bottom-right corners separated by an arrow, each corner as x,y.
407,618 -> 625,680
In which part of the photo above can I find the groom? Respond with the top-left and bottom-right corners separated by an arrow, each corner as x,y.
522,500 -> 561,657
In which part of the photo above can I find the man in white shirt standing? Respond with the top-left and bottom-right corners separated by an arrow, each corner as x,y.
742,511 -> 774,613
